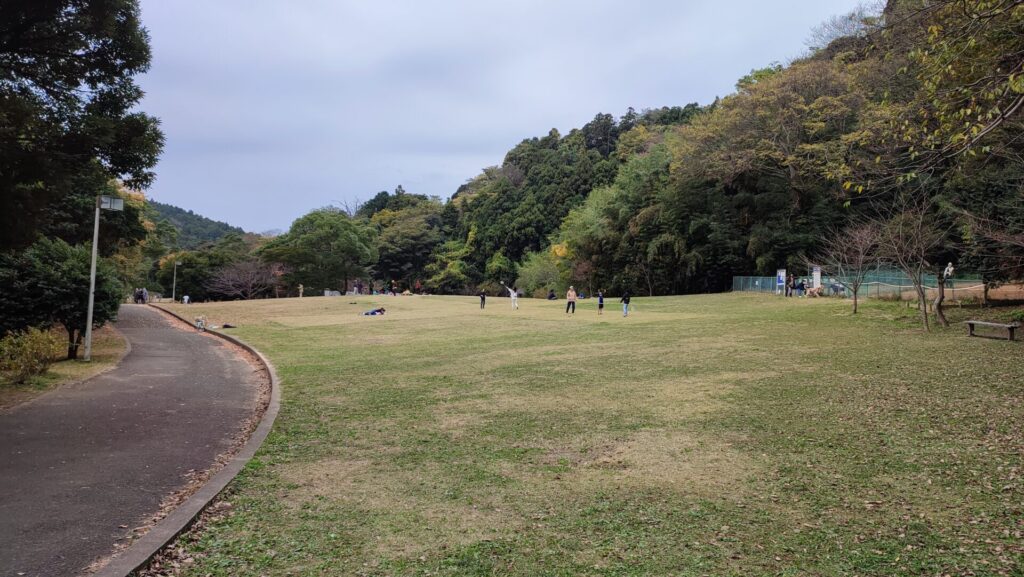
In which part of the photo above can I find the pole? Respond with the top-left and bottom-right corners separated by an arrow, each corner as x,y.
172,262 -> 178,302
83,197 -> 100,361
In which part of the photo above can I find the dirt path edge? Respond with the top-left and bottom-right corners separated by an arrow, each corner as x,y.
92,305 -> 282,577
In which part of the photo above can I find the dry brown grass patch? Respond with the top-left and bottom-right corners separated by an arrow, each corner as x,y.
520,429 -> 760,500
276,457 -> 522,557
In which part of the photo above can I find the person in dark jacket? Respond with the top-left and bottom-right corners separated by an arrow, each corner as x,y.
478,290 -> 486,309
620,291 -> 631,317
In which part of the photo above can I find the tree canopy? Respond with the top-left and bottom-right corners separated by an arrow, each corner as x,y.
0,0 -> 164,250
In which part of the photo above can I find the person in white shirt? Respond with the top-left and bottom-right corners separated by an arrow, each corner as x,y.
501,282 -> 519,310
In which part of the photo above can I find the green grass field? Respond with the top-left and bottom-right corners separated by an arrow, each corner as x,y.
161,294 -> 1022,576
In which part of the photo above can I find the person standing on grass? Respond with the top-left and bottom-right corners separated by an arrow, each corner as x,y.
620,290 -> 631,317
597,289 -> 604,315
478,290 -> 486,309
502,282 -> 519,310
566,286 -> 577,314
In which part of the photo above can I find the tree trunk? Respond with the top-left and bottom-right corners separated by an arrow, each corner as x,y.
983,283 -> 990,306
851,282 -> 859,314
933,277 -> 949,327
66,328 -> 79,360
916,285 -> 930,332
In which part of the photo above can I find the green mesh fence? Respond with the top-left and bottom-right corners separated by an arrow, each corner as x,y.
732,269 -> 984,299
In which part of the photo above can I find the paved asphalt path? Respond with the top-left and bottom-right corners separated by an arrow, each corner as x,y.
0,305 -> 261,577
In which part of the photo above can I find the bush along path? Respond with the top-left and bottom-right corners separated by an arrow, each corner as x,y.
0,305 -> 266,577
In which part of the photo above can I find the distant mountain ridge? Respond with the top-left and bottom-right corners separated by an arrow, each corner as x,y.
148,200 -> 246,249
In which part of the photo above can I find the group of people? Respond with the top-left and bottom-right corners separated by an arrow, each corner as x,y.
785,274 -> 819,297
565,287 -> 631,316
482,284 -> 632,316
132,287 -> 149,304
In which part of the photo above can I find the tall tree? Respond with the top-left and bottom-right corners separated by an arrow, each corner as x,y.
0,0 -> 163,250
371,200 -> 444,288
259,208 -> 377,293
0,237 -> 122,359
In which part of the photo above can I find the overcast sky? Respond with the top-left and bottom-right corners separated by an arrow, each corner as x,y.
137,0 -> 863,233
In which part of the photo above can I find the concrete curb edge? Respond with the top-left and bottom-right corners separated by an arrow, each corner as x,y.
93,305 -> 282,577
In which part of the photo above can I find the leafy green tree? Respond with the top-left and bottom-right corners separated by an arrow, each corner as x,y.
514,250 -> 563,297
0,238 -> 122,359
369,196 -> 444,288
484,250 -> 517,284
424,226 -> 480,294
0,0 -> 163,250
259,209 -> 377,293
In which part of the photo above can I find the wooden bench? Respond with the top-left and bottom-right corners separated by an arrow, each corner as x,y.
964,320 -> 1019,341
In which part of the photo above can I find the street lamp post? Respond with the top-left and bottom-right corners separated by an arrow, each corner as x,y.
83,195 -> 123,361
172,260 -> 181,302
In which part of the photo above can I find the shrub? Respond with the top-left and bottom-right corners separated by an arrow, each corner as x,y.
1009,309 -> 1024,323
0,328 -> 64,384
515,250 -> 563,296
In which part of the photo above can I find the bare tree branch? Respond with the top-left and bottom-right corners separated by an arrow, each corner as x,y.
206,259 -> 276,300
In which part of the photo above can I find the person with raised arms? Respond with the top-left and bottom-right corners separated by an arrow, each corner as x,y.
501,281 -> 519,310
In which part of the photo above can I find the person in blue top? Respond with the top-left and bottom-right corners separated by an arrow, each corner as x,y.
597,289 -> 605,315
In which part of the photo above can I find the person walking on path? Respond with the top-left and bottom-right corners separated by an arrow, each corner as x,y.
620,291 -> 631,317
502,282 -> 519,310
478,290 -> 486,309
565,286 -> 577,314
597,289 -> 605,315
786,274 -> 794,297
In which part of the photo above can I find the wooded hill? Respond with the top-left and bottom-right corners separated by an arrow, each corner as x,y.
147,200 -> 246,250
147,0 -> 1023,323
345,0 -> 1022,300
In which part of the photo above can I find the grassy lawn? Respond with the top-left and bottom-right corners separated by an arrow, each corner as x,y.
160,294 -> 1022,576
0,325 -> 127,410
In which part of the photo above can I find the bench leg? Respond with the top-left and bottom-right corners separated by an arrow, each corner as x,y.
1010,327 -> 1016,342
968,323 -> 975,337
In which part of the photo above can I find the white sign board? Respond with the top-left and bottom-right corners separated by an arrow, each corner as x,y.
99,195 -> 124,211
812,266 -> 822,289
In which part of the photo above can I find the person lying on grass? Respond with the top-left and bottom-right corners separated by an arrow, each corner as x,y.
362,307 -> 386,316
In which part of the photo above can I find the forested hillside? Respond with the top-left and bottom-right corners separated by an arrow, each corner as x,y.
140,0 -> 1023,317
147,201 -> 245,249
389,0 -> 1023,299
